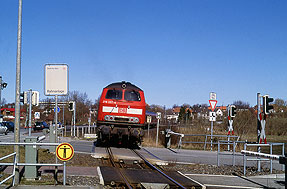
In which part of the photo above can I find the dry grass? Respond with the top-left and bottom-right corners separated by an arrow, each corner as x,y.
141,124 -> 287,154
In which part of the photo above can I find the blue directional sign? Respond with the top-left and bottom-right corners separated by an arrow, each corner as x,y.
54,106 -> 60,113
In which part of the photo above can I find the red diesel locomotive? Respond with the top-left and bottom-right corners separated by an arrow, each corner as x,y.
97,81 -> 146,144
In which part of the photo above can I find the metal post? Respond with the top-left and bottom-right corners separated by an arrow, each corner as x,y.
232,141 -> 235,166
49,121 -> 55,152
14,0 -> 23,185
282,143 -> 285,171
28,89 -> 32,136
230,135 -> 232,151
73,103 -> 76,137
243,143 -> 247,176
147,122 -> 150,138
204,135 -> 207,150
62,104 -> 64,137
257,93 -> 261,171
54,95 -> 58,185
64,125 -> 66,137
156,118 -> 159,147
270,144 -> 273,173
211,121 -> 213,151
0,76 -> 2,117
63,162 -> 66,185
217,141 -> 220,166
89,108 -> 91,134
227,119 -> 232,151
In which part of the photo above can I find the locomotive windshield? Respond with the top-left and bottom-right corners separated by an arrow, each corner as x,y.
124,90 -> 141,101
105,89 -> 122,100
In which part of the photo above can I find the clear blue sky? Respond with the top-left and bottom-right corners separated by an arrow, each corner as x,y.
0,0 -> 286,108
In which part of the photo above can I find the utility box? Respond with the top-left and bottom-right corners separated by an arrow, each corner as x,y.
25,136 -> 38,179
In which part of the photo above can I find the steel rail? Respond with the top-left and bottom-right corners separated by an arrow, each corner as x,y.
106,147 -> 133,189
132,149 -> 186,189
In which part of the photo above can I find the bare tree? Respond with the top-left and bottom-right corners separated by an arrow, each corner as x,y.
233,100 -> 250,109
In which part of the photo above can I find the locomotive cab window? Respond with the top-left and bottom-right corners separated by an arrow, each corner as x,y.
105,89 -> 123,100
124,90 -> 141,101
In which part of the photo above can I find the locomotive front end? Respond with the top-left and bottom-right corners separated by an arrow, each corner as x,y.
97,81 -> 146,144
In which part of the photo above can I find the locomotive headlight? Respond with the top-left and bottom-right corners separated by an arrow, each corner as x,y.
129,117 -> 139,123
134,117 -> 139,123
104,115 -> 115,121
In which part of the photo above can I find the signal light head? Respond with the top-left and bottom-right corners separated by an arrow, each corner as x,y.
2,82 -> 7,89
20,91 -> 27,104
263,95 -> 274,114
68,101 -> 75,111
230,105 -> 237,118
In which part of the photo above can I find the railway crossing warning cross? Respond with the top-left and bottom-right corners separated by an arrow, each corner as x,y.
228,117 -> 234,135
259,113 -> 267,144
56,143 -> 74,161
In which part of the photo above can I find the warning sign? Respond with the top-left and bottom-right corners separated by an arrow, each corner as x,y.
56,143 -> 74,161
34,112 -> 40,119
209,100 -> 217,112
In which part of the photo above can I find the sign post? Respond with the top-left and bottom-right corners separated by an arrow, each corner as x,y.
45,64 -> 68,184
209,93 -> 217,151
156,112 -> 161,147
45,64 -> 68,147
147,115 -> 152,138
56,143 -> 74,185
28,89 -> 32,136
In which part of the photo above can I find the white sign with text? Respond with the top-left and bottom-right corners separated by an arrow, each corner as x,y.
45,64 -> 69,96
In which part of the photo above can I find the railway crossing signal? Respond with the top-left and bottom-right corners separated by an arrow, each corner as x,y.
263,95 -> 274,115
257,93 -> 274,144
227,105 -> 236,136
229,105 -> 237,118
259,113 -> 267,144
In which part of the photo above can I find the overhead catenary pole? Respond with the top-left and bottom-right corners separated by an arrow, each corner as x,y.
14,0 -> 23,185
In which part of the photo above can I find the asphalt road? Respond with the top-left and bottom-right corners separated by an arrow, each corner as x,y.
0,129 -> 285,188
0,127 -> 26,142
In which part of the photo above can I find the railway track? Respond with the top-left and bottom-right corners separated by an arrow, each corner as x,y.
106,147 -> 133,188
98,147 -> 204,188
